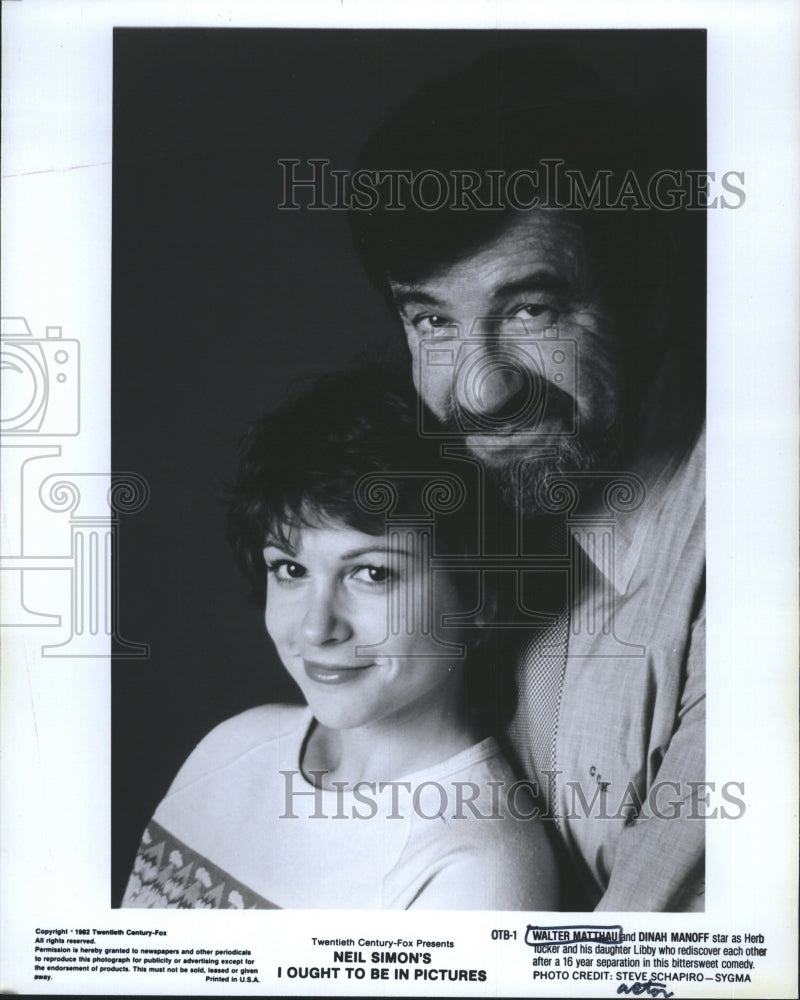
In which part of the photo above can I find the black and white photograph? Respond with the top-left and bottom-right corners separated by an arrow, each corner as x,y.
1,2 -> 798,996
111,27 -> 707,915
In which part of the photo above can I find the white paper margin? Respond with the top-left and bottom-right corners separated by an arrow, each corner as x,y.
2,1 -> 798,997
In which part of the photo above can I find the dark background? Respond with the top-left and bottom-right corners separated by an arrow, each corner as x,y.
111,27 -> 706,904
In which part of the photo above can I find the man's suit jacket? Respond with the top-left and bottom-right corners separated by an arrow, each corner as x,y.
509,425 -> 706,910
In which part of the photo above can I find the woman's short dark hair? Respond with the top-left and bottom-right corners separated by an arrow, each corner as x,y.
225,363 -> 474,605
226,362 -> 520,733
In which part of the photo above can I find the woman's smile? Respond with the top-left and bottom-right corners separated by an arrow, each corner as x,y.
302,659 -> 376,685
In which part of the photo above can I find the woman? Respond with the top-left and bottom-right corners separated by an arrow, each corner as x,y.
122,365 -> 557,910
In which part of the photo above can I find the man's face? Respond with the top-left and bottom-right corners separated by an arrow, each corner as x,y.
390,211 -> 623,506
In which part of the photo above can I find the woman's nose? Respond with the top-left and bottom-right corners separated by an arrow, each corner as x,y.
301,586 -> 351,646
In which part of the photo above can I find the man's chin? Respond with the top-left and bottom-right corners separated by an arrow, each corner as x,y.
466,431 -> 622,516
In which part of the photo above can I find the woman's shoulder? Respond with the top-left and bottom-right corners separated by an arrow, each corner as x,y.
402,738 -> 560,909
208,702 -> 309,744
166,703 -> 310,793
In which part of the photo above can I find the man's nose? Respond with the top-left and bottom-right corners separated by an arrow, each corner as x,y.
462,323 -> 534,418
469,356 -> 529,415
301,585 -> 352,646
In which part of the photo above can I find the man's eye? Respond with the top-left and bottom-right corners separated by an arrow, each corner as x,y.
512,303 -> 559,329
352,565 -> 393,585
267,560 -> 306,583
412,314 -> 458,336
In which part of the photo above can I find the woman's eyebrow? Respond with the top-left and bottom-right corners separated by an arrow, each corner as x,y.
340,546 -> 413,560
263,541 -> 297,556
390,288 -> 444,313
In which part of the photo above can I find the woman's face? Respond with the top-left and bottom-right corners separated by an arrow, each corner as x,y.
262,518 -> 467,732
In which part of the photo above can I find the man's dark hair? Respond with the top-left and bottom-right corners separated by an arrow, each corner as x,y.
350,46 -> 652,290
349,44 -> 705,458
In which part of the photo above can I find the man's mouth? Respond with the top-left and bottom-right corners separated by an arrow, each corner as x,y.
454,379 -> 576,436
303,660 -> 375,685
461,416 -> 574,451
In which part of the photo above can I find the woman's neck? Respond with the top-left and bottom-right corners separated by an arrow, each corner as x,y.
302,673 -> 478,788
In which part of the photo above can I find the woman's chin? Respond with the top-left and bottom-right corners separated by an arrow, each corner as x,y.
307,703 -> 374,732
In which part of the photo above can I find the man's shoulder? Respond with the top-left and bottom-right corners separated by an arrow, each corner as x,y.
613,422 -> 705,593
643,422 -> 705,564
645,421 -> 705,518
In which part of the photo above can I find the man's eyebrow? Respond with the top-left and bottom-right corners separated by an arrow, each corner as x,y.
390,271 -> 570,314
489,272 -> 570,302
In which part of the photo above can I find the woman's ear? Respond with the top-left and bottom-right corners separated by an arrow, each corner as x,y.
464,583 -> 500,649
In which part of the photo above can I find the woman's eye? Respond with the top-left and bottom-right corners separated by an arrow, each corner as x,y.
267,560 -> 306,583
352,565 -> 392,585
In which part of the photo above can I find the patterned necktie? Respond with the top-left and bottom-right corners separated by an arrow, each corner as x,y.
509,605 -> 569,818
506,514 -> 571,824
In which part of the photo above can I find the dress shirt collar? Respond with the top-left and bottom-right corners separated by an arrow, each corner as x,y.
572,423 -> 706,596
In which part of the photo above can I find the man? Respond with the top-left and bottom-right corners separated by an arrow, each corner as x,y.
349,43 -> 706,910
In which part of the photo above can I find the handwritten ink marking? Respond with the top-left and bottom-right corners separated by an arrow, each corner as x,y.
525,924 -> 623,948
617,979 -> 674,999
